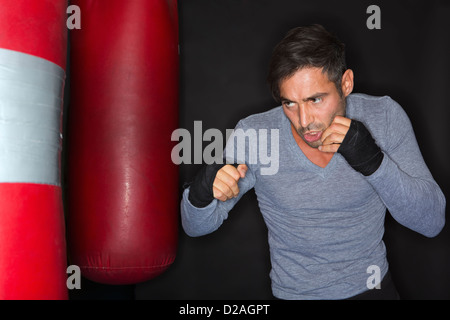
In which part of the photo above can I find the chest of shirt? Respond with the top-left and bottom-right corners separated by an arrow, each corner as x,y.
253,150 -> 378,214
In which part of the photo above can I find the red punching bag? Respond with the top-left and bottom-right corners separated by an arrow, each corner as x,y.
0,1 -> 68,299
67,0 -> 179,284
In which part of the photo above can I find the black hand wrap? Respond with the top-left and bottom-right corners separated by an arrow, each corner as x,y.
188,163 -> 239,208
337,120 -> 384,176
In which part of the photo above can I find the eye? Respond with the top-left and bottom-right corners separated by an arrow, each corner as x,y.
283,101 -> 295,108
312,97 -> 322,104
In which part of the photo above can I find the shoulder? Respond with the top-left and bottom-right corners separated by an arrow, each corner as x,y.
236,106 -> 284,130
347,93 -> 410,125
347,93 -> 403,116
347,93 -> 412,148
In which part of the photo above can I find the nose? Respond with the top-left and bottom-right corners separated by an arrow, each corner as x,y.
299,104 -> 313,129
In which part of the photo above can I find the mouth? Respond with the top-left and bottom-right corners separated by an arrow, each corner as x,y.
303,130 -> 323,143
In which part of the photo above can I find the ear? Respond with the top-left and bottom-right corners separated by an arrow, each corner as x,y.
341,69 -> 354,97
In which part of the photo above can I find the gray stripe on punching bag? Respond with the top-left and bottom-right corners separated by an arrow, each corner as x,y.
0,48 -> 65,185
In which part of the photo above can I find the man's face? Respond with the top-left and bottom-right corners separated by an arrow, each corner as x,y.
280,67 -> 350,148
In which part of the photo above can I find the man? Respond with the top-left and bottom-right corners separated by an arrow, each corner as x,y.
180,24 -> 446,299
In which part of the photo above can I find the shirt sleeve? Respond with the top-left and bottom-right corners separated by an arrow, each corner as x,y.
181,120 -> 257,237
366,97 -> 446,237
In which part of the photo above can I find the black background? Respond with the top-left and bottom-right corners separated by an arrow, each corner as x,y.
70,0 -> 450,300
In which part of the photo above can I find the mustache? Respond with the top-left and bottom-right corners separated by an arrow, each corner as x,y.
299,123 -> 325,133
299,110 -> 345,134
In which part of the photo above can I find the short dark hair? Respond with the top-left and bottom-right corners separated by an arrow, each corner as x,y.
267,24 -> 347,103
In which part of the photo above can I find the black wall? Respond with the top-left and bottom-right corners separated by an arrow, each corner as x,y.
70,0 -> 450,300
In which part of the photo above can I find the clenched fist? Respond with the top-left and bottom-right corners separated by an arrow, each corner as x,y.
188,163 -> 248,208
213,164 -> 248,202
318,116 -> 351,153
320,116 -> 384,176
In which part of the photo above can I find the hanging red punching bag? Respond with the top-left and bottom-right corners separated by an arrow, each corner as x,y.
0,1 -> 68,299
67,0 -> 179,284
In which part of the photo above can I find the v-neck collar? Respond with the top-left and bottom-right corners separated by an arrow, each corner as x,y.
281,110 -> 338,178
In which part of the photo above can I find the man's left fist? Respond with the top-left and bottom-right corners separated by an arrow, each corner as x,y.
324,117 -> 384,176
318,116 -> 351,153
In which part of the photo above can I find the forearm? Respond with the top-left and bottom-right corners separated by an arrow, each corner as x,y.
367,154 -> 446,237
335,101 -> 446,237
181,188 -> 228,237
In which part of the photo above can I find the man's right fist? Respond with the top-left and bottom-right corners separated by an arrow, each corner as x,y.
213,164 -> 248,202
188,163 -> 248,208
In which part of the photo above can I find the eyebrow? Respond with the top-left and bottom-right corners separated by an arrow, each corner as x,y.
280,97 -> 293,103
302,92 -> 329,102
280,92 -> 329,104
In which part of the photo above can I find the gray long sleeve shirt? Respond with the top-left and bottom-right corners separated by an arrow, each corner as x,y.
181,93 -> 446,299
